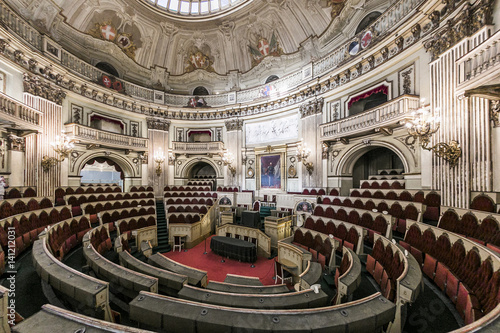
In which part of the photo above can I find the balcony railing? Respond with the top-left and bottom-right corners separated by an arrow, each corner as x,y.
172,141 -> 224,154
457,28 -> 500,89
65,123 -> 148,151
0,92 -> 42,130
320,95 -> 420,140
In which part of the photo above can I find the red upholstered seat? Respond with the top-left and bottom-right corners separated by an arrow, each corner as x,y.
434,262 -> 448,291
366,254 -> 376,276
423,254 -> 438,280
409,246 -> 423,266
446,271 -> 460,303
373,262 -> 384,285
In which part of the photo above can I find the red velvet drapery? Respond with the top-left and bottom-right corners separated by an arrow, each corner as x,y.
348,85 -> 389,109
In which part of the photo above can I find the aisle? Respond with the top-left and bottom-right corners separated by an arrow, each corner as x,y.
163,235 -> 277,285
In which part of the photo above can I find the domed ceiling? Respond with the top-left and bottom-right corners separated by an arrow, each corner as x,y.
8,0 -> 385,91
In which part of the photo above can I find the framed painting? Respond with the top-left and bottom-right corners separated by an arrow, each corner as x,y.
257,153 -> 285,190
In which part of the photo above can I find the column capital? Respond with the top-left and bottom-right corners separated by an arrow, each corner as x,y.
225,119 -> 243,132
147,117 -> 170,131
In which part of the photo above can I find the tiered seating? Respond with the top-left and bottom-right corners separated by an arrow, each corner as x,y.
177,284 -> 329,309
129,291 -> 396,332
187,180 -> 213,186
47,215 -> 92,260
82,199 -> 155,215
65,192 -> 154,208
167,213 -> 201,224
0,197 -> 53,219
0,205 -> 72,257
350,189 -> 441,220
366,238 -> 406,302
165,197 -> 214,205
164,186 -> 216,225
129,185 -> 154,192
164,191 -> 216,198
148,253 -> 208,287
301,188 -> 327,195
311,204 -> 392,243
83,226 -> 159,295
116,215 -> 156,236
166,204 -> 209,215
470,194 -> 499,214
320,196 -> 424,234
4,186 -> 37,199
99,207 -> 156,230
54,184 -> 121,205
334,247 -> 361,304
438,207 -> 500,248
165,186 -> 211,191
360,179 -> 405,189
216,186 -> 239,192
290,227 -> 336,270
304,216 -> 364,254
401,221 -> 500,324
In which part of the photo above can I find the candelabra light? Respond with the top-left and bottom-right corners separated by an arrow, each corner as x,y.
221,150 -> 236,176
41,131 -> 76,172
297,141 -> 314,175
154,150 -> 165,176
405,100 -> 462,167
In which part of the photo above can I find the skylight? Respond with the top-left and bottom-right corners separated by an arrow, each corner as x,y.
143,0 -> 250,18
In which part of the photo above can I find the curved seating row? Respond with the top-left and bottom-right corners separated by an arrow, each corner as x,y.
4,186 -> 37,199
360,179 -> 405,189
167,213 -> 201,224
165,186 -> 211,191
287,227 -> 337,271
129,186 -> 154,192
302,188 -> 327,195
335,247 -> 361,304
165,197 -> 214,205
216,186 -> 239,192
82,226 -> 159,296
82,199 -> 155,215
100,207 -> 156,225
55,185 -> 121,200
438,207 -> 500,247
304,215 -> 365,255
116,215 -> 156,236
177,284 -> 329,309
312,204 -> 392,242
470,194 -> 500,214
368,174 -> 404,180
31,239 -> 114,322
206,281 -> 289,294
0,205 -> 73,257
147,253 -> 208,287
66,192 -> 154,206
166,204 -> 209,214
320,195 -> 424,233
129,291 -> 396,332
47,215 -> 91,260
402,220 -> 500,327
0,196 -> 53,219
187,181 -> 213,186
119,250 -> 188,296
164,191 -> 217,198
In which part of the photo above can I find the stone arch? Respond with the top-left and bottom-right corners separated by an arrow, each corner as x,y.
335,141 -> 413,176
178,157 -> 222,179
75,152 -> 137,179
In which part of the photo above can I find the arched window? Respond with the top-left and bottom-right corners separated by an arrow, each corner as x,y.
95,62 -> 119,77
193,86 -> 209,96
355,12 -> 382,35
265,75 -> 279,84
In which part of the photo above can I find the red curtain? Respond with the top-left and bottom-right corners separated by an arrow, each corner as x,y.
90,114 -> 124,129
348,85 -> 388,109
86,158 -> 124,179
188,130 -> 212,137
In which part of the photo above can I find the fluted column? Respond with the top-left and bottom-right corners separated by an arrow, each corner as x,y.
299,98 -> 324,188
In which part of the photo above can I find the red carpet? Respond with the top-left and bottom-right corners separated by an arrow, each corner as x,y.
163,235 -> 277,285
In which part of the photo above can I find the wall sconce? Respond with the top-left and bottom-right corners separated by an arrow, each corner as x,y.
154,150 -> 165,176
221,150 -> 236,176
41,131 -> 76,172
297,141 -> 314,175
405,100 -> 462,167
168,152 -> 176,165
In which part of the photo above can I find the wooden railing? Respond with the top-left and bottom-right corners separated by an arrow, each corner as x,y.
172,141 -> 224,154
0,92 -> 42,130
65,123 -> 148,151
320,95 -> 420,140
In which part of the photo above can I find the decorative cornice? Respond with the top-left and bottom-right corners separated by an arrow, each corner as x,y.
7,134 -> 25,152
225,119 -> 243,131
300,97 -> 324,118
424,0 -> 494,61
22,73 -> 66,105
146,117 -> 170,131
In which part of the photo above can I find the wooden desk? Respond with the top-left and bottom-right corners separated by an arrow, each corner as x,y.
280,259 -> 299,275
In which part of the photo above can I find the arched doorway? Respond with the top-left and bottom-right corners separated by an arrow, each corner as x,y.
189,162 -> 217,179
351,147 -> 404,188
80,157 -> 124,188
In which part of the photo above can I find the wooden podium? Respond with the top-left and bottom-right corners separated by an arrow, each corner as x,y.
264,215 -> 293,249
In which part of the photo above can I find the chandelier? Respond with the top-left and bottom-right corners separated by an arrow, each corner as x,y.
297,141 -> 314,175
221,150 -> 236,176
41,131 -> 76,171
405,101 -> 462,167
154,150 -> 165,176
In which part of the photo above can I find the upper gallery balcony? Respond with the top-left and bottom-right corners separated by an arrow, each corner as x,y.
320,95 -> 420,141
0,92 -> 42,131
64,123 -> 148,151
172,141 -> 224,155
